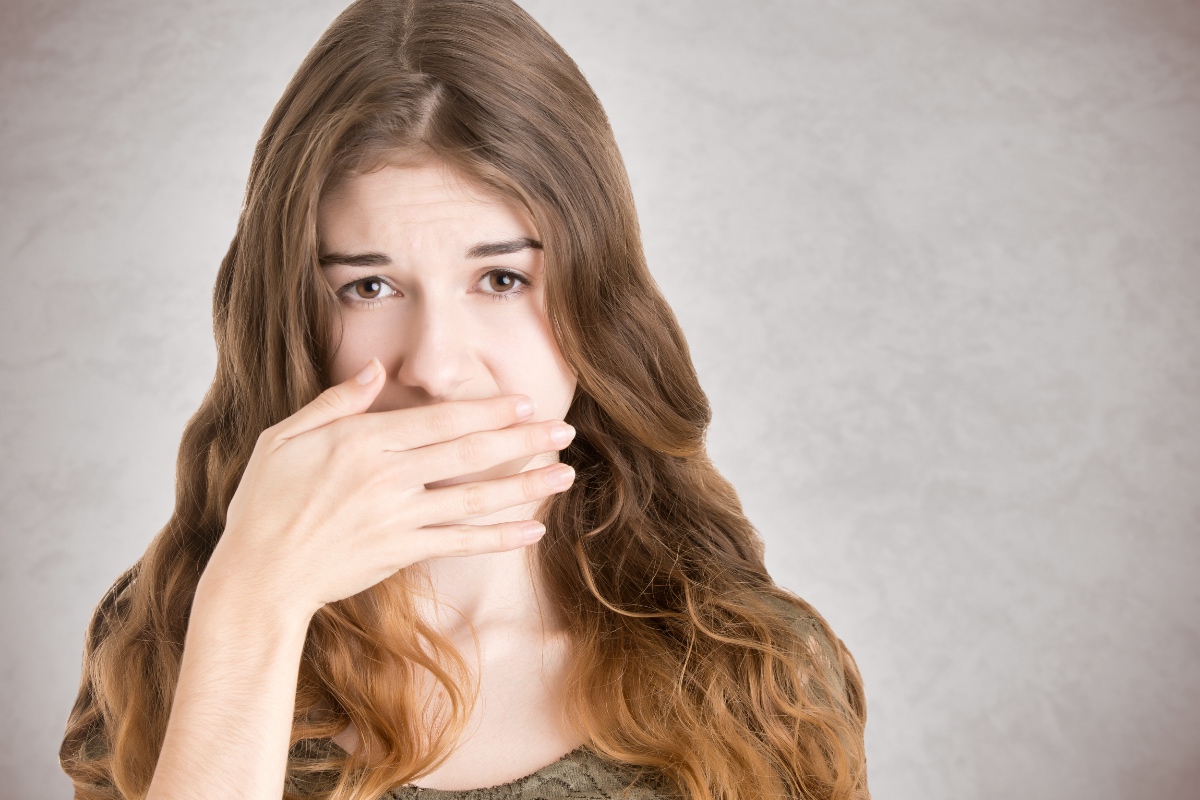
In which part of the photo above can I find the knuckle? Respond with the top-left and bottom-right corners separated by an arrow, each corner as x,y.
450,528 -> 475,556
427,407 -> 460,442
522,470 -> 545,500
461,484 -> 488,516
490,526 -> 508,551
454,434 -> 486,467
312,387 -> 350,415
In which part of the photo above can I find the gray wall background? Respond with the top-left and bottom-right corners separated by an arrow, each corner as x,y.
2,0 -> 1198,798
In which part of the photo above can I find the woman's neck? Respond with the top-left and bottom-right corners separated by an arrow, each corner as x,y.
418,544 -> 561,638
413,450 -> 565,637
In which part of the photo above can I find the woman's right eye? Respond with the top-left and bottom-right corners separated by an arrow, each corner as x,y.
336,276 -> 399,308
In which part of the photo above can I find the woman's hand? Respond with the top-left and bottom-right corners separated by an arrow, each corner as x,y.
199,356 -> 576,619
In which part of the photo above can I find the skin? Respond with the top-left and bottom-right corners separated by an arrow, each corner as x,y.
316,158 -> 586,788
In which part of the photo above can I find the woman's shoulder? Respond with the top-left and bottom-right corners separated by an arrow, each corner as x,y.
754,588 -> 860,706
754,586 -> 841,645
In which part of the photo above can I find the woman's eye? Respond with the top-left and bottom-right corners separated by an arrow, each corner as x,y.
337,276 -> 397,307
481,269 -> 531,300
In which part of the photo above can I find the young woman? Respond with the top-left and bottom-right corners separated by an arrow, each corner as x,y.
59,1 -> 869,798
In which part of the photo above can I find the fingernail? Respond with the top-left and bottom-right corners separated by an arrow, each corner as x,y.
355,357 -> 381,385
515,397 -> 536,419
521,522 -> 546,542
550,423 -> 576,446
546,464 -> 575,489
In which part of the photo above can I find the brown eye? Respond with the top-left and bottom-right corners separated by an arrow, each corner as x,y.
478,269 -> 531,302
355,278 -> 385,299
336,276 -> 397,307
488,272 -> 518,292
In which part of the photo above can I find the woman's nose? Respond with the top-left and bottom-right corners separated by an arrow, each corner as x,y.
392,297 -> 473,400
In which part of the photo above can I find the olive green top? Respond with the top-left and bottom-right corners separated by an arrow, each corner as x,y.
381,744 -> 673,800
290,595 -> 852,800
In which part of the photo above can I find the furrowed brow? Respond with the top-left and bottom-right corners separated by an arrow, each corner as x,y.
466,237 -> 542,259
318,252 -> 392,268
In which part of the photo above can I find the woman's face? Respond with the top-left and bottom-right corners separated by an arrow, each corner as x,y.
318,159 -> 577,488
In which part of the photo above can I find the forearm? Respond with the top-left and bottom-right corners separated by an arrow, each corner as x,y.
146,576 -> 312,800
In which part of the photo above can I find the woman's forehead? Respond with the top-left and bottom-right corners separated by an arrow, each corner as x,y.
316,163 -> 542,266
319,162 -> 537,238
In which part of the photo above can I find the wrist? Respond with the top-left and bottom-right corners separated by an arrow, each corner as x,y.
192,562 -> 316,643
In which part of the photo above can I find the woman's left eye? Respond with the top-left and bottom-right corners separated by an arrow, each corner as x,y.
480,269 -> 532,301
336,276 -> 398,308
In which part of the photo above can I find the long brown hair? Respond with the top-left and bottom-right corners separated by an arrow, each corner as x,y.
59,1 -> 869,798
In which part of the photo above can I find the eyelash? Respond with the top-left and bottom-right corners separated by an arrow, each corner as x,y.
334,269 -> 532,309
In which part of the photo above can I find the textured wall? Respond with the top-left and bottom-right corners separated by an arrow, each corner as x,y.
2,1 -> 1198,798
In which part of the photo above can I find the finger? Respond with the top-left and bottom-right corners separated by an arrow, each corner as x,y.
399,420 -> 576,487
364,394 -> 539,453
269,357 -> 386,442
413,519 -> 548,561
419,463 -> 576,524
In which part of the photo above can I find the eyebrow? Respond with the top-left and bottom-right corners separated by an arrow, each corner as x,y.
317,252 -> 391,268
318,237 -> 542,268
466,236 -> 542,259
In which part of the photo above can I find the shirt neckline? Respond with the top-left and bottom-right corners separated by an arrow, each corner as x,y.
395,743 -> 593,796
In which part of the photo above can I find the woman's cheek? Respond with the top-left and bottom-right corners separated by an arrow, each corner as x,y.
328,314 -> 395,385
484,315 -> 575,421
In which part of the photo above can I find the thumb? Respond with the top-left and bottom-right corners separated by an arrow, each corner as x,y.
269,356 -> 385,442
